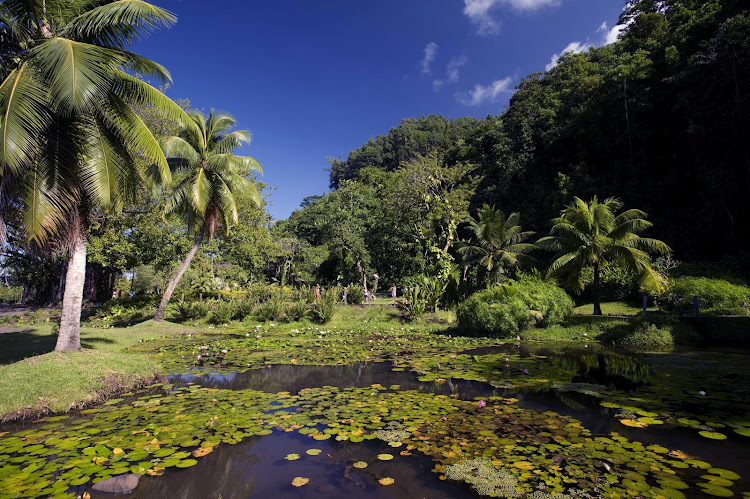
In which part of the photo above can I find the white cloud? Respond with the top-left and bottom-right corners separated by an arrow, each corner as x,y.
433,56 -> 468,91
420,42 -> 438,75
463,0 -> 561,35
457,77 -> 514,106
598,21 -> 626,45
545,41 -> 591,71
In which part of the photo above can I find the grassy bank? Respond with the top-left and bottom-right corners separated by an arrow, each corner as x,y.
0,351 -> 158,422
0,321 -> 200,421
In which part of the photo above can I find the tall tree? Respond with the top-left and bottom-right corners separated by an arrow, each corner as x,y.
154,110 -> 261,321
458,205 -> 536,286
538,196 -> 670,315
0,0 -> 192,350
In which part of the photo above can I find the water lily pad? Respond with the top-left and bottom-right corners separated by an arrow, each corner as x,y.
377,454 -> 394,461
305,449 -> 322,456
285,453 -> 300,461
192,448 -> 212,457
379,477 -> 395,486
291,477 -> 309,487
708,468 -> 741,481
698,484 -> 735,497
734,428 -> 750,437
699,431 -> 727,440
353,461 -> 368,469
175,459 -> 198,468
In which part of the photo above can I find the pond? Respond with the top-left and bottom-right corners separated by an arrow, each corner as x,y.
1,330 -> 749,498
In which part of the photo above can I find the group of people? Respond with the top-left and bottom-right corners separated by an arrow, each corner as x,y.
336,283 -> 400,305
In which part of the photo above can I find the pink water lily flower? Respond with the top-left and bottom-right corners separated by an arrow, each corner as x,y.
478,400 -> 487,408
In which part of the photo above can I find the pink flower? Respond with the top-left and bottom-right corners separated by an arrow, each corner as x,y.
221,350 -> 228,353
523,368 -> 529,374
516,335 -> 521,341
478,400 -> 486,408
196,355 -> 201,360
450,355 -> 457,359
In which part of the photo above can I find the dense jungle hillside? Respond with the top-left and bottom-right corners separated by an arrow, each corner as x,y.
314,0 -> 749,268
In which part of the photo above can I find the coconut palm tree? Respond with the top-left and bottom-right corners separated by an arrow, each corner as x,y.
458,204 -> 536,286
153,110 -> 261,321
538,196 -> 670,315
0,0 -> 193,350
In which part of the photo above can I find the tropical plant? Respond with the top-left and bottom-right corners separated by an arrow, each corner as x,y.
538,197 -> 670,315
458,205 -> 536,286
154,110 -> 262,320
310,286 -> 340,324
402,285 -> 427,321
0,0 -> 192,350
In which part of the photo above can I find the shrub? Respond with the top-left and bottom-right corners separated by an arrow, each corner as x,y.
457,279 -> 573,337
255,296 -> 285,322
657,277 -> 750,316
345,285 -> 364,305
231,297 -> 256,321
310,286 -> 340,324
174,300 -> 209,322
403,285 -> 428,321
285,300 -> 309,322
600,317 -> 700,351
579,262 -> 639,302
207,299 -> 234,325
513,278 -> 574,326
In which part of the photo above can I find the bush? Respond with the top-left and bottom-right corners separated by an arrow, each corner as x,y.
345,285 -> 364,305
600,317 -> 701,351
255,296 -> 284,322
310,286 -> 340,324
207,299 -> 234,325
403,285 -> 428,321
231,297 -> 255,321
285,300 -> 309,322
174,300 -> 209,322
457,279 -> 573,337
579,262 -> 639,302
657,277 -> 750,316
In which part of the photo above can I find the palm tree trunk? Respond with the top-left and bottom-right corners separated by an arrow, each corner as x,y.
154,232 -> 203,321
55,235 -> 86,351
592,262 -> 602,316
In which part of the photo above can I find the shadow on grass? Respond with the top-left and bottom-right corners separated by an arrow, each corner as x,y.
0,329 -> 56,364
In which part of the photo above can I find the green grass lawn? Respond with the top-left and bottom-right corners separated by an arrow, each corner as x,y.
0,320 -> 200,421
573,300 -> 658,316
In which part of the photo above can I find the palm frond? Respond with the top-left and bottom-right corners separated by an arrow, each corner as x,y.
0,65 -> 52,175
60,0 -> 176,49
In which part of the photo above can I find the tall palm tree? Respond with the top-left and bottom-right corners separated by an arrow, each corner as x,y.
538,196 -> 670,315
153,110 -> 261,321
0,0 -> 193,350
458,204 -> 536,286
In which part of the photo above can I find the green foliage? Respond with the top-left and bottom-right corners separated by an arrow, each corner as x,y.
600,318 -> 702,351
86,298 -> 154,328
402,285 -> 428,322
206,300 -> 234,325
579,262 -> 640,302
457,279 -> 573,337
310,287 -> 340,324
657,277 -> 750,316
345,285 -> 364,305
255,296 -> 285,322
457,284 -> 530,337
173,300 -> 209,323
284,300 -> 309,322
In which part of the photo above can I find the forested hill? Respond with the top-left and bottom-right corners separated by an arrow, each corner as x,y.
323,0 -> 749,261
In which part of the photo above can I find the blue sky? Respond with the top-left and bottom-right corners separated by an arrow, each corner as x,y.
136,0 -> 625,221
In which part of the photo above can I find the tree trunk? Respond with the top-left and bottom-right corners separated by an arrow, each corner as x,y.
55,235 -> 87,351
592,262 -> 602,316
154,233 -> 203,322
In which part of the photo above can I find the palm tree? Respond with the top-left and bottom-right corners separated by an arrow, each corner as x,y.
458,204 -> 536,286
0,0 -> 193,350
153,110 -> 261,321
538,196 -> 670,315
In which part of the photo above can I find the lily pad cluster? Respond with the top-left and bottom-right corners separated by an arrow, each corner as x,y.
0,381 -> 744,498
